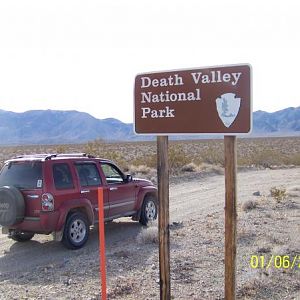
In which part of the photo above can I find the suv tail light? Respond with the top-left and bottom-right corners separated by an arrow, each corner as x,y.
41,193 -> 54,211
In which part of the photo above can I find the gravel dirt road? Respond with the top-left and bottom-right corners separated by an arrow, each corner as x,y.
0,167 -> 299,299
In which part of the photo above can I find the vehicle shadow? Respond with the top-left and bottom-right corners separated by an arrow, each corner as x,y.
0,220 -> 156,286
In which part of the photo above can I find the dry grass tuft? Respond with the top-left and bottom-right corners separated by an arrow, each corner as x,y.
136,226 -> 158,244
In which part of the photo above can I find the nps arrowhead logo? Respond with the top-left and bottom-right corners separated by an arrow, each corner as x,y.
216,93 -> 241,128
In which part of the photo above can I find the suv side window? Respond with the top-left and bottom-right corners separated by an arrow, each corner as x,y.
75,163 -> 102,187
100,163 -> 124,184
53,163 -> 74,190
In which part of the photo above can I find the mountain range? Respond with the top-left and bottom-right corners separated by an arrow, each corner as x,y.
0,107 -> 299,145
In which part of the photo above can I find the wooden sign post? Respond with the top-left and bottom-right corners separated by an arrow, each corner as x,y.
134,64 -> 251,300
224,136 -> 237,299
157,136 -> 170,299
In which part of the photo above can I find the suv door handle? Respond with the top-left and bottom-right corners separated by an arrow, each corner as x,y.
81,190 -> 90,194
109,187 -> 118,191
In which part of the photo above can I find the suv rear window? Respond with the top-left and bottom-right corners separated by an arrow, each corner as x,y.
0,161 -> 43,189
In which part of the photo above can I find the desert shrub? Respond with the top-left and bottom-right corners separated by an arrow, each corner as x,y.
237,137 -> 300,167
181,162 -> 197,172
242,199 -> 258,211
287,153 -> 300,165
270,186 -> 287,202
248,149 -> 286,168
129,165 -> 154,175
131,154 -> 157,169
168,145 -> 190,173
83,138 -> 105,157
198,163 -> 224,175
55,145 -> 68,153
130,165 -> 147,174
200,146 -> 224,166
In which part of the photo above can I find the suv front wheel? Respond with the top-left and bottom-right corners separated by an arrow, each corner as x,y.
139,195 -> 158,226
62,212 -> 89,250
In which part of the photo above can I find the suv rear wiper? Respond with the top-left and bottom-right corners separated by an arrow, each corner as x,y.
13,185 -> 26,189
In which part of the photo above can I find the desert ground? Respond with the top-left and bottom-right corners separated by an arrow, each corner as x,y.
0,138 -> 299,299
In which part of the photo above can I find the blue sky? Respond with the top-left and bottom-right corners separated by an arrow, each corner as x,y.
0,0 -> 299,123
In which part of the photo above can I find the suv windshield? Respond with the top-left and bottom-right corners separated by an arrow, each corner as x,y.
0,161 -> 43,189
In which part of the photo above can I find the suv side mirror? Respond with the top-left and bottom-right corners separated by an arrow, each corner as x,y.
125,174 -> 133,183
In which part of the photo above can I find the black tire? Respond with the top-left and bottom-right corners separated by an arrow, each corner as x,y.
139,195 -> 158,226
11,232 -> 34,242
0,186 -> 25,226
62,212 -> 89,250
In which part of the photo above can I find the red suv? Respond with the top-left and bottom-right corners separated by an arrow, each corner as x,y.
0,153 -> 158,249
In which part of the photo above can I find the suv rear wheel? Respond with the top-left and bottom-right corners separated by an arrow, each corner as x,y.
0,186 -> 25,226
139,195 -> 158,226
11,231 -> 34,242
62,212 -> 89,250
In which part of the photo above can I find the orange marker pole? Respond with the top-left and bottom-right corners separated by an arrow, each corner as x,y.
98,187 -> 107,300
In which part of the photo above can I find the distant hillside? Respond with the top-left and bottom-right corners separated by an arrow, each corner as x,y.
0,109 -> 135,144
0,107 -> 299,145
253,106 -> 300,134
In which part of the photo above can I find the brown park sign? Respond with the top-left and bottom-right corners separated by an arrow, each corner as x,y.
134,64 -> 252,134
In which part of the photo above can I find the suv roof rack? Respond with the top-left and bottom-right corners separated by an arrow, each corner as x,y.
14,154 -> 57,160
12,153 -> 95,160
56,153 -> 95,158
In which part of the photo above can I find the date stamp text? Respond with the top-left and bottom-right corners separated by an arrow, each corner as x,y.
250,255 -> 300,270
